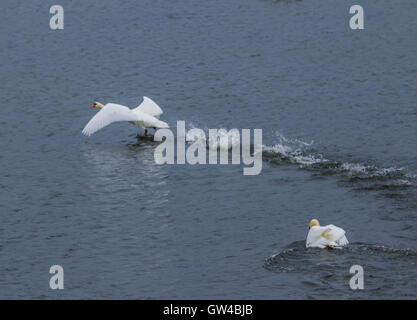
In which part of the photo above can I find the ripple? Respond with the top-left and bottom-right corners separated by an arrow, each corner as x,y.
264,241 -> 417,298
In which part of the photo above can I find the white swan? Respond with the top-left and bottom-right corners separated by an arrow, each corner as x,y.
306,219 -> 349,248
82,96 -> 169,136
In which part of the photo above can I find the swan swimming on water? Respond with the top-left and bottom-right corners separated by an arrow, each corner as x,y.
306,219 -> 349,248
82,96 -> 169,137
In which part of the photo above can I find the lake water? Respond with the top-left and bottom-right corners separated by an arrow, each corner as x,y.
0,0 -> 416,299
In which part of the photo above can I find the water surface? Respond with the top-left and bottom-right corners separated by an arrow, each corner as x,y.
0,0 -> 416,299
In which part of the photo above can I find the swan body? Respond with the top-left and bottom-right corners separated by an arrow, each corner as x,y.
82,96 -> 168,136
306,219 -> 349,248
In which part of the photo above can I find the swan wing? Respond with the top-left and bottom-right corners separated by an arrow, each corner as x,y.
322,225 -> 347,244
134,96 -> 163,118
337,235 -> 349,246
82,103 -> 141,136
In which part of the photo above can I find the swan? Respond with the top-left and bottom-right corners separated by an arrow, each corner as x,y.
306,219 -> 349,248
82,96 -> 169,136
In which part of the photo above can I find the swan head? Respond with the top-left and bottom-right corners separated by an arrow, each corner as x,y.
90,102 -> 104,109
309,219 -> 320,229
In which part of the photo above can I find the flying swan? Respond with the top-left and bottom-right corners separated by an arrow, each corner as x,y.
82,96 -> 169,136
306,219 -> 349,249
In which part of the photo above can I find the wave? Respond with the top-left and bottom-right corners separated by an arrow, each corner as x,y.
265,240 -> 417,277
262,132 -> 416,192
263,241 -> 417,298
151,125 -> 416,194
186,127 -> 241,151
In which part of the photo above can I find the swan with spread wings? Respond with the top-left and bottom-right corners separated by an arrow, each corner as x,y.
82,96 -> 169,137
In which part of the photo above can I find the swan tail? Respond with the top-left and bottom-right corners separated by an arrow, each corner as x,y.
154,120 -> 169,129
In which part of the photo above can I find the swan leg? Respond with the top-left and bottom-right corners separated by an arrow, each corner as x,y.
144,129 -> 148,136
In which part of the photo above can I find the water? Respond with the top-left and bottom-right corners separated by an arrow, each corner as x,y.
0,0 -> 416,299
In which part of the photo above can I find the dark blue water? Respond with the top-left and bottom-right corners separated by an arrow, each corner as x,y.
0,0 -> 416,299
